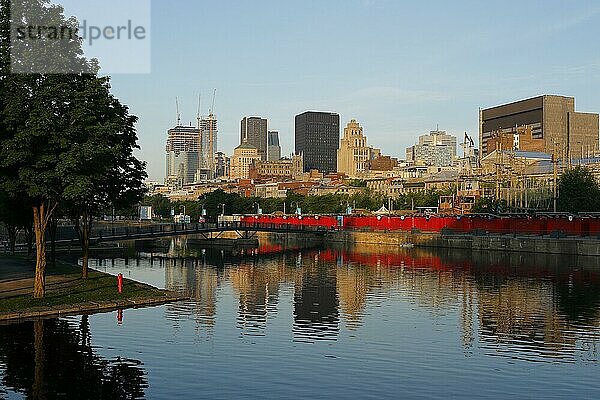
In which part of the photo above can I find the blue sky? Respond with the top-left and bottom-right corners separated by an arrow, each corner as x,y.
66,0 -> 600,181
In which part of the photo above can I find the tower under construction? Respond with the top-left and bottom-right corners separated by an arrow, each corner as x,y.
165,92 -> 218,184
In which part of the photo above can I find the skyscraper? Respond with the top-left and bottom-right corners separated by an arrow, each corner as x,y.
241,117 -> 268,160
295,111 -> 340,173
198,115 -> 218,179
267,131 -> 281,161
165,125 -> 201,185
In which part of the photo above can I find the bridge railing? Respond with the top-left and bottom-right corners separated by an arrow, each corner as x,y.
51,222 -> 224,243
23,214 -> 600,246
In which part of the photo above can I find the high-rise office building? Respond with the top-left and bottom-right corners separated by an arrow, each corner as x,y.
480,95 -> 599,159
406,129 -> 457,167
337,119 -> 381,177
165,125 -> 201,185
195,115 -> 218,180
165,112 -> 218,184
241,117 -> 268,160
267,131 -> 281,161
199,116 -> 218,174
295,111 -> 340,173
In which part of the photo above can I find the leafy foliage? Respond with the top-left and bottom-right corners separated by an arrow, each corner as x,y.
558,166 -> 600,213
0,0 -> 146,292
145,188 -> 453,220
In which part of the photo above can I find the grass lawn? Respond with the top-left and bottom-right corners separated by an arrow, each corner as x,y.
0,257 -> 176,315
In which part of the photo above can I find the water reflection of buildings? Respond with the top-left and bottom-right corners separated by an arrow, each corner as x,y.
293,252 -> 340,342
471,258 -> 600,361
228,257 -> 285,336
153,239 -> 600,361
296,246 -> 600,360
164,256 -> 220,330
336,265 -> 371,330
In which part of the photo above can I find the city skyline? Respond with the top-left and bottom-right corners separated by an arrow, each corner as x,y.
84,0 -> 600,181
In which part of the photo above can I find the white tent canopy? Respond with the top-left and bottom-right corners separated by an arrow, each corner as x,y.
374,205 -> 389,215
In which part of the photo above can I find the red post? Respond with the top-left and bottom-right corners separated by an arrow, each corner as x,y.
117,273 -> 123,294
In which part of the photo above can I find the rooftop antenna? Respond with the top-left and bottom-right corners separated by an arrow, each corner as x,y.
175,97 -> 181,126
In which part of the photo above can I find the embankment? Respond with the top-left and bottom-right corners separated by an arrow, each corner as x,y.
266,230 -> 600,256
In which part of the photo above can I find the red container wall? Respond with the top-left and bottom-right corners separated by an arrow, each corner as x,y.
237,214 -> 600,237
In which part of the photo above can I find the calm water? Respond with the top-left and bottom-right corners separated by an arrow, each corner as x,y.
2,240 -> 600,399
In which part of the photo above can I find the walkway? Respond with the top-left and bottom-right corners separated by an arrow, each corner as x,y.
0,257 -> 81,299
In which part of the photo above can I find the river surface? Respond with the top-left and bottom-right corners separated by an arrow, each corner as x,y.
2,239 -> 600,399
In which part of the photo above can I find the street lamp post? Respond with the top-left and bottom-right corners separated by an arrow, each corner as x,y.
180,205 -> 186,225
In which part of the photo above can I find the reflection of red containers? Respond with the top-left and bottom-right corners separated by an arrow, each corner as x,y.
117,273 -> 123,293
117,309 -> 123,325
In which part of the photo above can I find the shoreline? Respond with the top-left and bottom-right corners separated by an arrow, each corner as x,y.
261,230 -> 600,256
0,256 -> 188,323
0,295 -> 186,324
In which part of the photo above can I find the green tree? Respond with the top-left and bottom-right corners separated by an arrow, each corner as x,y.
144,194 -> 172,218
392,189 -> 453,212
1,73 -> 88,297
349,188 -> 385,211
199,189 -> 251,219
558,166 -> 600,213
304,193 -> 347,214
0,0 -> 113,296
61,76 -> 147,279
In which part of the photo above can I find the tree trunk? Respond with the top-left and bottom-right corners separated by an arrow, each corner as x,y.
25,225 -> 34,257
49,218 -> 58,264
76,211 -> 92,280
81,228 -> 89,279
32,201 -> 56,299
6,225 -> 16,255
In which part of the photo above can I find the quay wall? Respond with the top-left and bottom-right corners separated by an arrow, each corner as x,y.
267,230 -> 600,256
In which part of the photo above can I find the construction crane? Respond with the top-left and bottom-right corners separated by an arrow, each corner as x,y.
210,88 -> 216,115
207,89 -> 217,179
175,97 -> 181,126
197,93 -> 204,171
